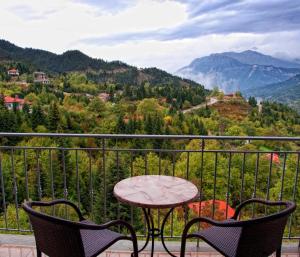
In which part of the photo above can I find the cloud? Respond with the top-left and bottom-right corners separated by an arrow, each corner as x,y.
73,0 -> 134,14
0,0 -> 300,76
79,0 -> 300,45
8,4 -> 58,21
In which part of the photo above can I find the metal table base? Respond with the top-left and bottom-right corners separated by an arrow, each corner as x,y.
136,207 -> 176,257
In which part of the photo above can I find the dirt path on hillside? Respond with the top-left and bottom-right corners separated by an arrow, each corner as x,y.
182,97 -> 218,114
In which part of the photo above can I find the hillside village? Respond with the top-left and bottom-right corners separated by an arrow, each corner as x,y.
0,60 -> 299,140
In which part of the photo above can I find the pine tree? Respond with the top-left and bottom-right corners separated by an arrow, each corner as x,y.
248,96 -> 257,107
48,102 -> 60,132
31,104 -> 45,129
22,103 -> 30,116
115,114 -> 126,133
0,94 -> 6,110
144,115 -> 153,134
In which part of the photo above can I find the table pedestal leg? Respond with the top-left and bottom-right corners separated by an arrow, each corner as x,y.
138,207 -> 177,257
160,207 -> 177,257
136,208 -> 152,255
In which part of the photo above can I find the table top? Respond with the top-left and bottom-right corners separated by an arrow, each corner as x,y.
113,175 -> 199,209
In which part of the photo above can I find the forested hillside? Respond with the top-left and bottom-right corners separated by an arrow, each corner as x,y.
0,39 -> 201,88
251,74 -> 300,112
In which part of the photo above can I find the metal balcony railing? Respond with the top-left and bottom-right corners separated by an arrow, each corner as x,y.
0,133 -> 299,240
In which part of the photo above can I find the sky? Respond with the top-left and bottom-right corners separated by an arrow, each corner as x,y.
1,0 -> 300,72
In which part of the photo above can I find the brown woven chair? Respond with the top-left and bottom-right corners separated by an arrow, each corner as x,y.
180,199 -> 296,257
22,199 -> 138,257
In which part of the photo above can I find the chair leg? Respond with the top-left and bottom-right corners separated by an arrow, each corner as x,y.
276,247 -> 281,257
36,248 -> 42,257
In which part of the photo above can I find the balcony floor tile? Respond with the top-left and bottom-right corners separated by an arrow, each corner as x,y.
0,245 -> 298,257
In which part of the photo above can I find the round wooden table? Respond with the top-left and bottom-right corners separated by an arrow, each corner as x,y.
114,175 -> 199,257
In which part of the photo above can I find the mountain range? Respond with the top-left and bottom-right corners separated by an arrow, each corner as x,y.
1,39 -> 299,112
177,50 -> 300,111
177,50 -> 300,94
0,39 -> 200,88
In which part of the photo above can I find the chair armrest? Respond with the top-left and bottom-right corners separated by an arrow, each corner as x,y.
28,199 -> 84,221
78,220 -> 137,241
231,198 -> 288,220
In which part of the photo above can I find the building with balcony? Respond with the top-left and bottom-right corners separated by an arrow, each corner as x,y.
7,68 -> 19,76
33,71 -> 50,84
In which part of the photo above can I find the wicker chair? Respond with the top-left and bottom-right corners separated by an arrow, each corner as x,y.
22,199 -> 138,257
180,199 -> 296,257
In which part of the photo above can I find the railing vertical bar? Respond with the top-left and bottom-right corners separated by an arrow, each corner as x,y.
197,139 -> 205,247
36,150 -> 42,200
158,151 -> 161,228
145,152 -> 148,175
159,152 -> 162,175
171,152 -> 175,237
265,152 -> 273,215
102,138 -> 106,221
116,150 -> 120,232
288,153 -> 299,238
186,152 -> 190,180
49,149 -> 55,217
11,149 -> 20,231
0,151 -> 8,230
130,151 -> 134,226
24,149 -> 29,200
62,150 -> 67,200
252,152 -> 260,218
142,149 -> 147,236
76,150 -> 80,207
212,152 -> 218,219
184,151 -> 190,229
266,153 -> 273,201
49,150 -> 54,200
62,150 -> 68,218
199,139 -> 205,215
89,150 -> 93,219
225,152 -> 232,219
279,153 -> 287,201
240,153 -> 246,205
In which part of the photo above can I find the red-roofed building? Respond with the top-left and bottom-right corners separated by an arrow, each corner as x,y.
188,200 -> 235,219
7,68 -> 19,76
266,153 -> 280,165
4,95 -> 26,110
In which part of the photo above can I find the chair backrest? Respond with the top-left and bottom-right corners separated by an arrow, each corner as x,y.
235,201 -> 296,257
23,202 -> 85,257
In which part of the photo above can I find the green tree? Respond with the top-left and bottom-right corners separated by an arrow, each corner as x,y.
88,98 -> 106,115
31,104 -> 46,129
48,102 -> 60,132
248,96 -> 257,107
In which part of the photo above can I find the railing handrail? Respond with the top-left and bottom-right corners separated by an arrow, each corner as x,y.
0,132 -> 300,141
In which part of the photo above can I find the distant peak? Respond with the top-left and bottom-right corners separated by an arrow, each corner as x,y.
62,50 -> 87,56
241,50 -> 262,55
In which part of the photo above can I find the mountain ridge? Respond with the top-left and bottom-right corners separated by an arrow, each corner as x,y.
0,39 -> 201,88
177,50 -> 300,93
251,74 -> 300,111
222,50 -> 300,68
